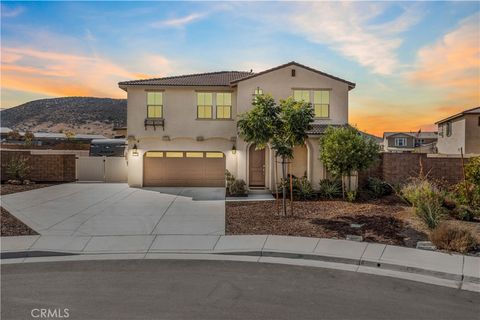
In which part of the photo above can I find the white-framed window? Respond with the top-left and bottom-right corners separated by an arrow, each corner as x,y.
216,92 -> 232,119
197,92 -> 213,119
293,89 -> 330,118
395,137 -> 407,147
147,92 -> 163,118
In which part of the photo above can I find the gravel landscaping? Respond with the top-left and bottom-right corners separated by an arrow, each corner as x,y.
1,183 -> 55,236
226,195 -> 480,248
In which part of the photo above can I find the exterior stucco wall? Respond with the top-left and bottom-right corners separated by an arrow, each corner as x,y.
465,114 -> 480,154
236,66 -> 349,125
436,118 -> 466,155
127,86 -> 237,140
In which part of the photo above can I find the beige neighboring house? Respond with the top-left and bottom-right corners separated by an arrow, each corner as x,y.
436,107 -> 480,155
118,61 -> 355,189
382,131 -> 438,153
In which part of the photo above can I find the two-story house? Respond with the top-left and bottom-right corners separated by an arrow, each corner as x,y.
436,107 -> 480,155
118,61 -> 355,189
382,131 -> 438,153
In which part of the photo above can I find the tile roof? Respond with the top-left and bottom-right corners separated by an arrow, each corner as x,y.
231,61 -> 356,89
119,71 -> 254,87
306,124 -> 347,135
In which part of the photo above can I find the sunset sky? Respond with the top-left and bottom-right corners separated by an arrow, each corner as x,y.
1,1 -> 479,136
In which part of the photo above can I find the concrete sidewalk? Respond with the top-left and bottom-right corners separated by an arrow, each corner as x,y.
2,234 -> 479,291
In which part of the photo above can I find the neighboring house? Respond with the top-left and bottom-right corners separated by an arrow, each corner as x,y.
118,61 -> 355,189
435,107 -> 480,155
383,131 -> 438,153
0,127 -> 12,141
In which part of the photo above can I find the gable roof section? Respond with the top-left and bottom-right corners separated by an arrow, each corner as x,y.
119,71 -> 253,88
230,61 -> 356,90
435,106 -> 480,124
383,131 -> 438,139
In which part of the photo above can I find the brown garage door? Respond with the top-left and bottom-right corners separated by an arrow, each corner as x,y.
143,151 -> 226,187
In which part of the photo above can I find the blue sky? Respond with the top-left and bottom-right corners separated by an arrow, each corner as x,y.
1,1 -> 479,135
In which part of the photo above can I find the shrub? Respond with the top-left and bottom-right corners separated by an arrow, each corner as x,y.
465,156 -> 480,186
401,179 -> 446,229
6,157 -> 30,181
319,179 -> 342,199
346,190 -> 357,202
225,170 -> 247,196
366,177 -> 392,198
453,205 -> 479,222
430,224 -> 477,253
293,176 -> 315,200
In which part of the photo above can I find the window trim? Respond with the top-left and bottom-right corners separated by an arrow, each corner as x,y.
293,88 -> 331,119
394,137 -> 407,147
146,91 -> 164,119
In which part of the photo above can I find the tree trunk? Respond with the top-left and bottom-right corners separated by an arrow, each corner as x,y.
281,156 -> 287,216
341,175 -> 345,199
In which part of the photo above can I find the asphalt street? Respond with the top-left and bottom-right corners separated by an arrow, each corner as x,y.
2,259 -> 479,320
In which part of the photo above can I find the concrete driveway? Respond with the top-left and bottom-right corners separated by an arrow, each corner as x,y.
1,183 -> 225,236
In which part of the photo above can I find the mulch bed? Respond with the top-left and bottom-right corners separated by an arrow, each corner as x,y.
1,183 -> 56,236
1,207 -> 38,236
0,183 -> 57,196
226,195 -> 429,247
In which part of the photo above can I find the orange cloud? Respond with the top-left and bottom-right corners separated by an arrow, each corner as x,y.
409,12 -> 480,108
1,47 -> 159,104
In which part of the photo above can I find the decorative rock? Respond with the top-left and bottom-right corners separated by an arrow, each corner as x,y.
350,223 -> 364,229
8,180 -> 22,185
346,235 -> 363,242
416,241 -> 437,251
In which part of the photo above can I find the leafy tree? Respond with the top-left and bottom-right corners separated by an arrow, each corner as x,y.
24,131 -> 35,147
7,129 -> 21,141
465,156 -> 480,186
319,126 -> 380,197
238,94 -> 314,215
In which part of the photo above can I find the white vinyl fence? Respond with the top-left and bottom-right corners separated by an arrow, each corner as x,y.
76,156 -> 128,182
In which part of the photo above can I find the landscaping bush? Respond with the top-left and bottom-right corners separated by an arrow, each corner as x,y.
401,179 -> 446,229
5,156 -> 30,181
346,190 -> 357,202
319,179 -> 342,199
225,170 -> 247,196
430,223 -> 477,253
448,181 -> 480,221
293,176 -> 315,200
366,177 -> 392,198
465,156 -> 480,186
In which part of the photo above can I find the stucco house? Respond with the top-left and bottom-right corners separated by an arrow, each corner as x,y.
435,107 -> 480,155
382,131 -> 438,153
118,61 -> 355,190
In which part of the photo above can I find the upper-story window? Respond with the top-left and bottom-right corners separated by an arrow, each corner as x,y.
395,137 -> 407,147
197,92 -> 213,119
293,89 -> 330,118
216,92 -> 232,119
446,122 -> 452,137
254,87 -> 263,95
147,92 -> 163,118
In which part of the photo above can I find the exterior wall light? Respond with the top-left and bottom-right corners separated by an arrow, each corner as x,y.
132,144 -> 139,156
231,144 -> 236,154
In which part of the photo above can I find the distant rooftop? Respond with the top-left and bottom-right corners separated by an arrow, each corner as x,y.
383,131 -> 438,139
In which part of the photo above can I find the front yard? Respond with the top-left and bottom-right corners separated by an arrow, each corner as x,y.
226,196 -> 480,250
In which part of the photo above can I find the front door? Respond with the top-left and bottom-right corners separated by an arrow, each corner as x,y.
249,144 -> 265,187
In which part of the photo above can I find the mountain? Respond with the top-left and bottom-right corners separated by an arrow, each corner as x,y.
0,97 -> 126,137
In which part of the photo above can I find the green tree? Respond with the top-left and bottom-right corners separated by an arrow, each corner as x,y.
319,126 -> 380,197
238,94 -> 315,215
24,131 -> 35,147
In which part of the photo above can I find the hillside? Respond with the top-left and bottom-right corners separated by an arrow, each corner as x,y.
0,97 -> 126,137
